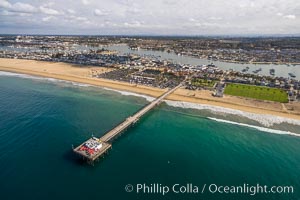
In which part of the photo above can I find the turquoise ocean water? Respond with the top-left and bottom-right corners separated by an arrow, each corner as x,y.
0,72 -> 300,200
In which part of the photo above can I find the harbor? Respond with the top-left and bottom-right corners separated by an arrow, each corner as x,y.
1,0 -> 300,199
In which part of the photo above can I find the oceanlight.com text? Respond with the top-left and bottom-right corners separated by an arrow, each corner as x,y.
124,183 -> 294,196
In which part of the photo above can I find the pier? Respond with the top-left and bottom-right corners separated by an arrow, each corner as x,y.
73,83 -> 182,163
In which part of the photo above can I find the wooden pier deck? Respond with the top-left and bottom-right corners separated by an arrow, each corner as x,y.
73,83 -> 182,163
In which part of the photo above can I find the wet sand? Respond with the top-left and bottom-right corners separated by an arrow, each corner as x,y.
1,58 -> 300,121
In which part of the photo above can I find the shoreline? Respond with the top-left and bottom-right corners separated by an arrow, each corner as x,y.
1,58 -> 300,122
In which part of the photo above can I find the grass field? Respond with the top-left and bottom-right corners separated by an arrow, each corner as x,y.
224,83 -> 288,103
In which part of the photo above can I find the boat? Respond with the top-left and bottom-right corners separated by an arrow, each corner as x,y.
252,68 -> 262,73
241,66 -> 249,73
288,73 -> 296,78
270,68 -> 275,76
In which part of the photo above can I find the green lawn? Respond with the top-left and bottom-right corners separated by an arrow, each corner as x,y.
224,83 -> 288,103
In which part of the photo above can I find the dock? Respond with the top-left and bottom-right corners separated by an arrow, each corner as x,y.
73,83 -> 182,163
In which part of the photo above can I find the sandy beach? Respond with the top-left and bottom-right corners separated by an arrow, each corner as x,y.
1,58 -> 300,121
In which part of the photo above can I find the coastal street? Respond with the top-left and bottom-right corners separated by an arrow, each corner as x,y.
1,0 -> 300,199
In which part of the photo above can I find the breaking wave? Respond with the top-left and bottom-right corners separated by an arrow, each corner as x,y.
0,71 -> 155,101
103,87 -> 155,101
164,100 -> 300,127
208,117 -> 300,137
2,71 -> 300,131
0,71 -> 52,80
0,71 -> 93,87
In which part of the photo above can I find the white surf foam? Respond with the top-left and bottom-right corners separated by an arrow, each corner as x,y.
69,82 -> 92,87
0,71 -> 155,101
3,71 -> 300,130
103,87 -> 155,101
0,71 -> 93,86
208,117 -> 300,137
0,71 -> 44,80
164,100 -> 300,127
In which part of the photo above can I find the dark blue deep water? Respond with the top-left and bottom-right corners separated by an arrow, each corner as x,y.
0,73 -> 300,200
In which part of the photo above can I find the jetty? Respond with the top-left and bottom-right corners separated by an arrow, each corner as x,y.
73,83 -> 182,163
